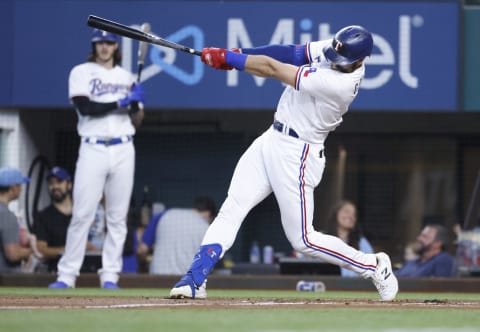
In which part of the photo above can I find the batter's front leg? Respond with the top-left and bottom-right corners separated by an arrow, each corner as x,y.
170,131 -> 273,298
202,131 -> 273,252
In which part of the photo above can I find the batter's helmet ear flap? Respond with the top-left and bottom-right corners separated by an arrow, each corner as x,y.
323,25 -> 373,66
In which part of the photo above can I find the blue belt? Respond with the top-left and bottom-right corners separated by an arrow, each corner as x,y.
273,121 -> 324,158
273,120 -> 299,138
83,135 -> 132,146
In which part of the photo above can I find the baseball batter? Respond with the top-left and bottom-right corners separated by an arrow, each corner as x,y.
49,29 -> 144,289
170,26 -> 398,300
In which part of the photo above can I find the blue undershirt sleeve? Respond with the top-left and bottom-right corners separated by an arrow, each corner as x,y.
241,44 -> 308,66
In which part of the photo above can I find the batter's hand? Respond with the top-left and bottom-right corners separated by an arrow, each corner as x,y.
118,83 -> 145,108
201,48 -> 232,70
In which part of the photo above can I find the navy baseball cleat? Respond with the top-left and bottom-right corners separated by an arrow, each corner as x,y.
170,272 -> 207,299
48,281 -> 71,289
371,252 -> 398,301
102,281 -> 120,289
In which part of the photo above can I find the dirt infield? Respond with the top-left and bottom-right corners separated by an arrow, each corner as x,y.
2,296 -> 480,309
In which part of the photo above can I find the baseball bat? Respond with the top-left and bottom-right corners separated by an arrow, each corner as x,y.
137,22 -> 151,82
87,15 -> 202,56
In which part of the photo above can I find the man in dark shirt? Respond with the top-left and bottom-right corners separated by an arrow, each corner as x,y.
395,224 -> 454,277
35,167 -> 77,271
36,167 -> 105,272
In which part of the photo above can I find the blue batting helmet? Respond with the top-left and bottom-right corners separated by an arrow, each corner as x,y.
91,29 -> 119,43
323,25 -> 373,66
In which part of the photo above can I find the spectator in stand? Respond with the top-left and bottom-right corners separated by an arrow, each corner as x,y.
395,224 -> 454,277
34,167 -> 73,271
327,200 -> 374,277
0,167 -> 42,272
35,167 -> 101,271
137,196 -> 216,275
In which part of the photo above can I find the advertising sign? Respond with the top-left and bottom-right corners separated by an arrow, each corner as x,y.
1,1 -> 459,111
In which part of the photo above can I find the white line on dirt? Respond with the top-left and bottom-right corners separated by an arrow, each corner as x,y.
2,300 -> 480,310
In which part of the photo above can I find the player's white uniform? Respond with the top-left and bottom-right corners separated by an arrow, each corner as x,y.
202,40 -> 377,277
56,62 -> 136,286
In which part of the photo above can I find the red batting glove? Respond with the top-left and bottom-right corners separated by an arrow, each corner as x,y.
201,48 -> 243,71
201,48 -> 229,70
216,48 -> 241,70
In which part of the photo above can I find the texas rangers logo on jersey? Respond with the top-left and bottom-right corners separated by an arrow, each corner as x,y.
295,66 -> 317,90
89,78 -> 130,97
303,67 -> 317,77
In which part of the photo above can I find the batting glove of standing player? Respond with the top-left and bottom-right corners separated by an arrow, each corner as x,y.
118,83 -> 145,108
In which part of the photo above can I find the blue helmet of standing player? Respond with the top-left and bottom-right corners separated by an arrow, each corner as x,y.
89,29 -> 122,65
91,29 -> 119,43
323,25 -> 373,66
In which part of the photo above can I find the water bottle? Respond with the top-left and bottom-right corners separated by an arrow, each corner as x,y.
296,280 -> 326,292
263,245 -> 274,264
249,241 -> 260,264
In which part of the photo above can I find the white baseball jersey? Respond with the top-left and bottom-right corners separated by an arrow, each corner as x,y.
69,62 -> 136,137
275,40 -> 364,144
202,39 -> 378,279
56,62 -> 137,287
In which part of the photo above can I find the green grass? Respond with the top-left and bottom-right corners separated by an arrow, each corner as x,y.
2,308 -> 480,332
1,287 -> 480,332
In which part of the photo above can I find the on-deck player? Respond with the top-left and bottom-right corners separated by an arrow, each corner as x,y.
170,25 -> 398,301
49,29 -> 145,289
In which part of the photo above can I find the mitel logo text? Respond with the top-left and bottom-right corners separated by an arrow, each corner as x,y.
226,16 -> 422,89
